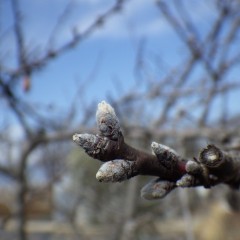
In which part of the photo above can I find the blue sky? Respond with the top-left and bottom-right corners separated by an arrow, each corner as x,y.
1,0 -> 239,128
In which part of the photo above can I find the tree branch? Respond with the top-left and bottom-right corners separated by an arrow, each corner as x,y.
72,101 -> 240,199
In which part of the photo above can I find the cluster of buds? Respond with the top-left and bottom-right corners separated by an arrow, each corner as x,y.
73,101 -> 240,199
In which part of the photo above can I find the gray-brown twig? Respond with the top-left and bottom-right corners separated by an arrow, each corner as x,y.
73,101 -> 240,199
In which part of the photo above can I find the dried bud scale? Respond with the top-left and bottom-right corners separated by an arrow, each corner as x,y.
73,133 -> 98,149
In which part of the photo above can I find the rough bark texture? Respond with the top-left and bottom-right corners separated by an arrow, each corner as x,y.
73,101 -> 240,199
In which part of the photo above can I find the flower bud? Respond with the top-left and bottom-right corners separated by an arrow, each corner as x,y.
96,101 -> 121,140
96,160 -> 136,182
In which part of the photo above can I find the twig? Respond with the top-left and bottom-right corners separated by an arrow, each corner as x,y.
73,101 -> 240,199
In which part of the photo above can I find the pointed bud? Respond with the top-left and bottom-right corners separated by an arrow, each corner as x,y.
72,133 -> 109,159
96,160 -> 136,182
96,101 -> 121,140
151,142 -> 180,170
151,142 -> 179,157
73,133 -> 98,149
141,178 -> 176,200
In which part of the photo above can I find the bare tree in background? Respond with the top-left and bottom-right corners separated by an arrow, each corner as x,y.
0,0 -> 128,239
1,0 -> 240,240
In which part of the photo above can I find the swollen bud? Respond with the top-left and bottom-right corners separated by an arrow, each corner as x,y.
141,178 -> 176,200
96,101 -> 121,140
72,133 -> 98,150
151,142 -> 178,156
96,160 -> 136,182
151,142 -> 180,169
72,133 -> 109,160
